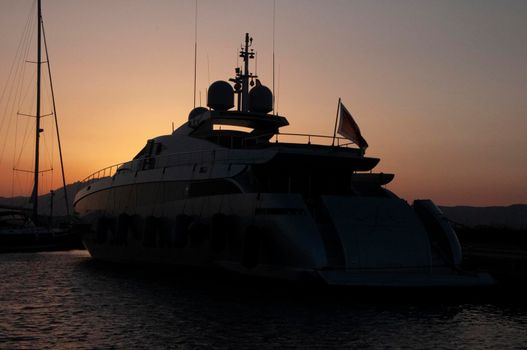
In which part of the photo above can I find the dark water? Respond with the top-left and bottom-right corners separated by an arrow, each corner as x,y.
1,251 -> 526,349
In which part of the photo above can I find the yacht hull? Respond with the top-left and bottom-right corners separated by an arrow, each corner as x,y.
75,187 -> 493,288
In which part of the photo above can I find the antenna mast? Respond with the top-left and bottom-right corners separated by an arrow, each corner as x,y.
272,0 -> 276,115
31,0 -> 42,222
230,33 -> 256,112
193,0 -> 198,108
241,34 -> 251,112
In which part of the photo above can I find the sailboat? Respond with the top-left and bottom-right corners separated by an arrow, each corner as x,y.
0,0 -> 81,252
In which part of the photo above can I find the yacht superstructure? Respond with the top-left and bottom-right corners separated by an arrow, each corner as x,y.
74,34 -> 492,287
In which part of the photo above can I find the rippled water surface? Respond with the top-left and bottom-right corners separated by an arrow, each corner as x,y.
1,250 -> 526,349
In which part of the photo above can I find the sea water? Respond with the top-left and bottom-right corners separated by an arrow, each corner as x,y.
0,250 -> 526,349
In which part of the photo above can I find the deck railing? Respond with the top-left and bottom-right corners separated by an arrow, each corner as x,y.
81,133 -> 356,184
273,133 -> 352,147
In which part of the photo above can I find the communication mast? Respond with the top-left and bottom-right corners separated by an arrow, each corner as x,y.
229,33 -> 257,112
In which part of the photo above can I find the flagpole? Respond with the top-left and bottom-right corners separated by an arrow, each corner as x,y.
331,97 -> 341,146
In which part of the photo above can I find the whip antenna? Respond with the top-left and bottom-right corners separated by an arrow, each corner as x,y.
207,54 -> 210,87
193,0 -> 198,108
272,0 -> 276,114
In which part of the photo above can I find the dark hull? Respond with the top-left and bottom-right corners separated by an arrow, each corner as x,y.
75,185 -> 494,288
0,227 -> 84,253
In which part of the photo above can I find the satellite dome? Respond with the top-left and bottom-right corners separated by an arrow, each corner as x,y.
249,80 -> 273,114
207,81 -> 234,111
188,107 -> 208,121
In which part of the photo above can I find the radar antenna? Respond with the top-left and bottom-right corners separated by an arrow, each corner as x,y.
229,33 -> 257,112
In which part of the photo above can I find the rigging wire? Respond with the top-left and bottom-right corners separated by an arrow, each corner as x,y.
19,69 -> 38,111
42,14 -> 70,215
4,5 -> 37,199
40,125 -> 52,172
14,13 -> 37,122
15,108 -> 35,168
193,0 -> 198,108
1,0 -> 60,202
0,4 -> 36,167
42,69 -> 55,171
14,70 -> 37,169
0,1 -> 35,131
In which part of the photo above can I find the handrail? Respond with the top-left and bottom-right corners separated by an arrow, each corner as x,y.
81,133 -> 356,185
81,161 -> 126,183
273,132 -> 351,146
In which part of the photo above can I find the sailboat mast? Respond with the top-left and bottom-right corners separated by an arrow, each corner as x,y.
32,0 -> 42,222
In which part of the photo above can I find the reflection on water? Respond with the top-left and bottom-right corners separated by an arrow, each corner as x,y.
0,250 -> 526,349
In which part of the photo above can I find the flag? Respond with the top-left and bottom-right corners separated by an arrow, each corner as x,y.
337,102 -> 368,149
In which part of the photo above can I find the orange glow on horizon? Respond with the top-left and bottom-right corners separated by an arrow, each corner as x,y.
1,0 -> 526,206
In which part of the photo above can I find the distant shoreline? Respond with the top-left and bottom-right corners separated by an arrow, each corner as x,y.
1,184 -> 525,229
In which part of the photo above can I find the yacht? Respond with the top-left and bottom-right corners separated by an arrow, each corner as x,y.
74,34 -> 492,287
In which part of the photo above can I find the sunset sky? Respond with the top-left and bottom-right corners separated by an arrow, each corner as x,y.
0,0 -> 526,206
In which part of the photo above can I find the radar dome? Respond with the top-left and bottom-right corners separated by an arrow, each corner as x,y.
188,107 -> 208,121
249,80 -> 273,114
207,81 -> 234,111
